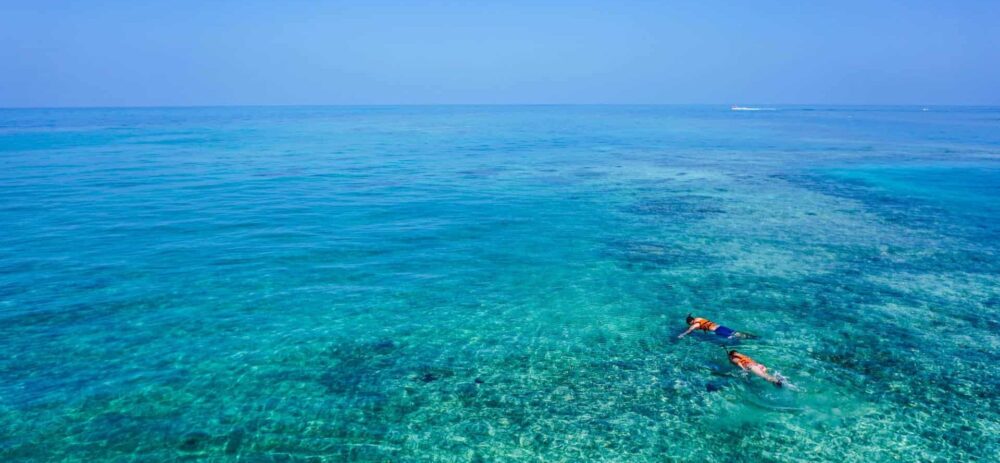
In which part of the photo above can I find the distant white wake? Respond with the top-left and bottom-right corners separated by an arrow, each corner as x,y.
731,105 -> 776,111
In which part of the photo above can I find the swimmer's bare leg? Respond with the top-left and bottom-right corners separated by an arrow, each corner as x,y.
749,364 -> 783,387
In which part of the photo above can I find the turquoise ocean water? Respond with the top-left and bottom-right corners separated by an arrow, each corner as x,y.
1,106 -> 998,462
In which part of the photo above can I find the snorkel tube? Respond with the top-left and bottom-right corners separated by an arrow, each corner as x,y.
720,345 -> 737,358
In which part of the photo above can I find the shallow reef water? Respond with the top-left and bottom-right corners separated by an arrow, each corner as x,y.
1,106 -> 998,461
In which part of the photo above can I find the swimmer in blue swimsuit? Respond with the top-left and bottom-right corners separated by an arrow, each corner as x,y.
677,314 -> 756,339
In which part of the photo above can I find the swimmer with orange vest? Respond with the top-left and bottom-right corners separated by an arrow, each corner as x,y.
677,314 -> 756,340
726,349 -> 784,388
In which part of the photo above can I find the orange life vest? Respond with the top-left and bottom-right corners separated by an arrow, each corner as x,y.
691,317 -> 718,332
729,352 -> 757,370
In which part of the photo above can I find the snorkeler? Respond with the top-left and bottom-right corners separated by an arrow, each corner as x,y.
677,314 -> 755,339
727,349 -> 783,388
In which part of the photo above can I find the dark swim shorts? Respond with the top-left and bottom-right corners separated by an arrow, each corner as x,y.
714,326 -> 736,338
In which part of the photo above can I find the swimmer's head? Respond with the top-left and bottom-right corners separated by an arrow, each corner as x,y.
686,313 -> 695,325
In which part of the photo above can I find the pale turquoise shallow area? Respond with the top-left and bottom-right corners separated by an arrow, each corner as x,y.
1,106 -> 998,462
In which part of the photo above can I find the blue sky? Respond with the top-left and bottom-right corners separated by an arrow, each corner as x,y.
1,0 -> 998,107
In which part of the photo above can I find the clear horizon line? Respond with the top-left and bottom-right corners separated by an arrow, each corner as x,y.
2,102 -> 998,110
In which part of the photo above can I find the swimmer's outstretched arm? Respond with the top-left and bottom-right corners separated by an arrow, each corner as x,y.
677,324 -> 699,338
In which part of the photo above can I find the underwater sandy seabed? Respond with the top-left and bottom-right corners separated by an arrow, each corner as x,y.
1,106 -> 998,462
